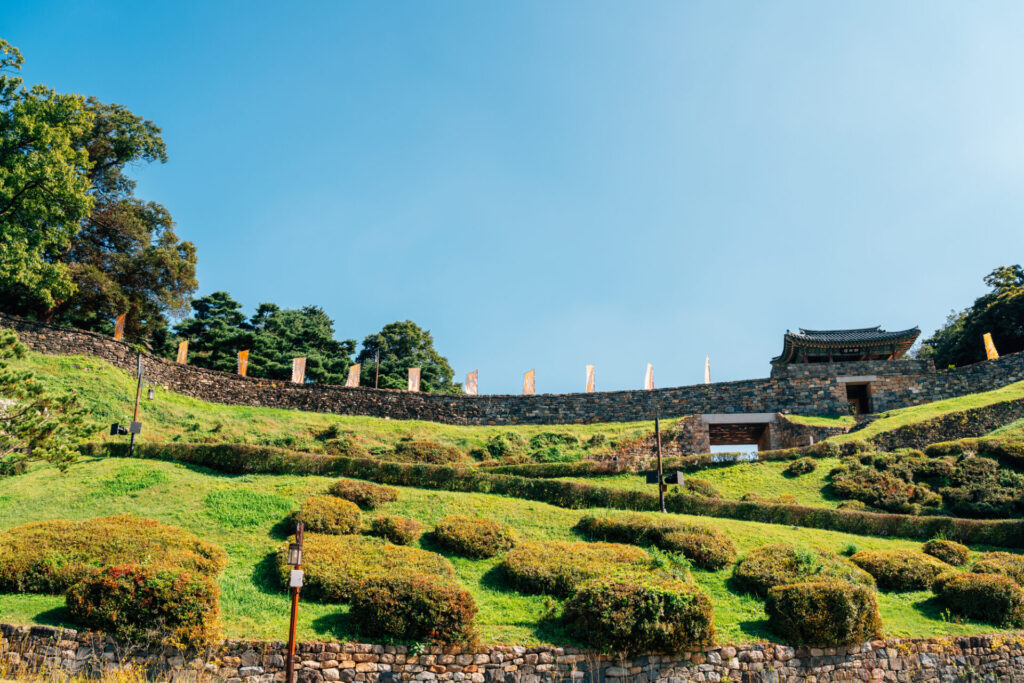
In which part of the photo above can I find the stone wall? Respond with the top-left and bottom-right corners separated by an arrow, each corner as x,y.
4,313 -> 1024,426
4,624 -> 1024,683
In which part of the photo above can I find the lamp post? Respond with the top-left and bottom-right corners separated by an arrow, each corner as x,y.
285,522 -> 304,683
655,415 -> 666,513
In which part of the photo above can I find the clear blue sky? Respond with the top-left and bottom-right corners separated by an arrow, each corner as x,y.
7,2 -> 1024,394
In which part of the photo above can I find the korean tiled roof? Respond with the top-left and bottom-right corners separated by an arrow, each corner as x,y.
772,326 -> 920,364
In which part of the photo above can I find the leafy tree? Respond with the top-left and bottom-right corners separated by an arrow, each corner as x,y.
246,304 -> 356,384
0,329 -> 89,476
921,265 -> 1024,367
173,291 -> 252,374
0,39 -> 94,311
356,321 -> 459,393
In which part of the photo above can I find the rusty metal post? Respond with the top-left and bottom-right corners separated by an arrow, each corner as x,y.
656,415 -> 666,513
129,353 -> 143,459
286,522 -> 304,683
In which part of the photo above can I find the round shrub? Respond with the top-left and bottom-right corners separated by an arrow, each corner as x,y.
392,440 -> 467,465
65,564 -> 220,649
432,516 -> 516,559
501,541 -> 650,597
765,580 -> 882,647
0,515 -> 227,594
849,550 -> 952,591
971,552 -> 1024,586
836,500 -> 867,511
563,573 -> 715,655
681,479 -> 720,498
350,573 -> 477,645
733,544 -> 875,597
932,572 -> 1024,627
370,515 -> 422,545
294,496 -> 360,535
278,533 -> 454,602
784,457 -> 818,476
574,515 -> 736,571
922,539 -> 970,566
327,479 -> 399,509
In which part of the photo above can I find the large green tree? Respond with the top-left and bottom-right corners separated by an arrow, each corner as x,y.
921,265 -> 1024,367
0,39 -> 94,310
246,304 -> 356,384
356,321 -> 459,393
173,291 -> 252,374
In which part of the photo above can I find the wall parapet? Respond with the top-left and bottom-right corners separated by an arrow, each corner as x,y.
3,623 -> 1024,683
3,313 -> 1024,426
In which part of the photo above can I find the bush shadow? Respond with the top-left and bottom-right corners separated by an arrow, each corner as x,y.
310,611 -> 359,642
32,606 -> 76,628
251,552 -> 285,596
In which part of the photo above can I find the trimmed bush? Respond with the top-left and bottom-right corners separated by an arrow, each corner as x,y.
562,573 -> 715,654
327,479 -> 398,509
733,544 -> 875,597
932,572 -> 1024,626
849,550 -> 952,591
971,551 -> 1024,586
350,573 -> 477,645
432,516 -> 516,559
574,515 -> 737,571
294,496 -> 360,534
65,564 -> 219,648
501,541 -> 650,597
0,515 -> 227,594
922,539 -> 970,566
837,500 -> 867,511
279,533 -> 454,602
765,580 -> 882,646
785,458 -> 818,476
392,440 -> 466,465
370,515 -> 422,545
681,478 -> 720,498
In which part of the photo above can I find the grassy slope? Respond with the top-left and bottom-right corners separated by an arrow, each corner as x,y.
18,352 -> 656,455
0,457 -> 1012,645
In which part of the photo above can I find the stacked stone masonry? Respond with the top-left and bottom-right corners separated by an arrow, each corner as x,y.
4,313 -> 1024,426
4,625 -> 1024,683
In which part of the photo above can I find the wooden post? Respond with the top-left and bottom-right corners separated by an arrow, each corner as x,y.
374,350 -> 380,389
129,353 -> 143,459
655,415 -> 665,513
286,522 -> 304,683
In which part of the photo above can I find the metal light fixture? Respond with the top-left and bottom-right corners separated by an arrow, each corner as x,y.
147,387 -> 155,400
287,542 -> 302,567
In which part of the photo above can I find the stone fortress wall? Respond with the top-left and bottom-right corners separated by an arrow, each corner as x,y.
3,313 -> 1024,427
4,624 -> 1024,683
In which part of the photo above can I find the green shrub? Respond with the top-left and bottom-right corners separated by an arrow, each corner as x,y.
765,580 -> 882,646
733,544 -> 875,597
836,500 -> 867,511
681,478 -> 720,498
294,496 -> 361,535
369,515 -> 422,545
925,439 -> 979,457
562,573 -> 714,654
971,551 -> 1024,586
785,458 -> 818,476
849,550 -> 952,591
0,515 -> 227,594
828,460 -> 942,514
485,432 -> 527,460
350,573 -> 477,645
922,539 -> 970,566
65,564 -> 219,648
392,440 -> 466,465
575,515 -> 736,571
278,534 -> 454,602
432,516 -> 516,559
932,572 -> 1024,627
327,479 -> 398,509
501,541 -> 650,597
529,432 -> 580,449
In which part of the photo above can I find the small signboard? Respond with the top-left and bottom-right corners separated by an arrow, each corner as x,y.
646,471 -> 684,485
129,421 -> 143,434
289,569 -> 304,588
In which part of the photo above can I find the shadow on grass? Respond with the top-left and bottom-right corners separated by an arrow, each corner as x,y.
269,515 -> 295,541
252,552 -> 285,596
479,564 -> 524,595
32,606 -> 76,629
310,611 -> 359,642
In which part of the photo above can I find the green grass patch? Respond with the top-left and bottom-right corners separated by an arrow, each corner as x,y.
203,488 -> 296,529
786,414 -> 856,428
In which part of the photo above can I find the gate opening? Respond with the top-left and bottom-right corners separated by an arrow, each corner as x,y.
845,383 -> 872,415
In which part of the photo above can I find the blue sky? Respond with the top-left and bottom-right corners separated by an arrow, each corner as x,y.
6,2 -> 1024,394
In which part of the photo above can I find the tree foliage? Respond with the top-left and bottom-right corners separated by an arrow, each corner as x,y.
0,329 -> 89,476
921,265 -> 1024,367
173,292 -> 250,374
356,320 -> 459,393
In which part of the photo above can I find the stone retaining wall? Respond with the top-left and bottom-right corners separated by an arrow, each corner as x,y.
3,624 -> 1024,683
4,313 -> 1024,426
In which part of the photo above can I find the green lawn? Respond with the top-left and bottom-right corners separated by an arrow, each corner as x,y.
0,457 -> 1013,645
558,458 -> 843,508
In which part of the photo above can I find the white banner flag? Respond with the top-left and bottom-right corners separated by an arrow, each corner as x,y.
644,363 -> 653,390
291,357 -> 306,384
704,355 -> 711,384
346,363 -> 361,387
408,367 -> 421,392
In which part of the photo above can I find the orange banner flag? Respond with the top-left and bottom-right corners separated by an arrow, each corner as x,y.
408,367 -> 421,392
113,313 -> 126,341
644,363 -> 654,390
176,340 -> 189,364
585,364 -> 595,393
291,357 -> 306,384
237,350 -> 249,377
346,363 -> 361,387
984,333 -> 999,360
465,370 -> 478,395
523,369 -> 535,395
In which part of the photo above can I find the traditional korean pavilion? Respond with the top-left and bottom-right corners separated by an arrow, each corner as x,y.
771,326 -> 921,365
